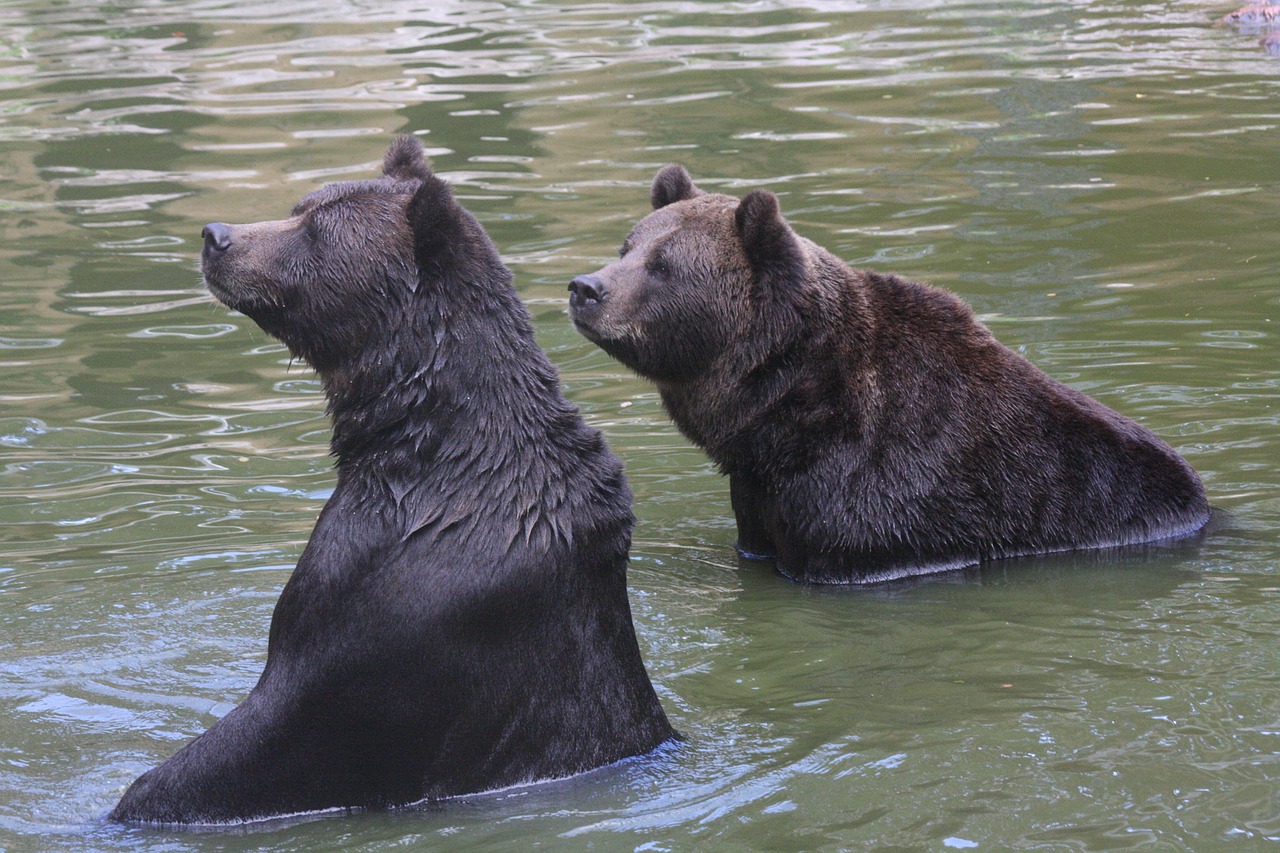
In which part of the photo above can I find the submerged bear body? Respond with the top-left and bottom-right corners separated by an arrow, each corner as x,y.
110,138 -> 673,825
569,167 -> 1209,584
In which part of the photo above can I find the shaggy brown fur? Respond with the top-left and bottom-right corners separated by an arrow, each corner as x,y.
570,166 -> 1209,584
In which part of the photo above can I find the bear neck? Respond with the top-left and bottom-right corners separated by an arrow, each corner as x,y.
320,274 -> 576,485
311,268 -> 618,555
657,376 -> 765,474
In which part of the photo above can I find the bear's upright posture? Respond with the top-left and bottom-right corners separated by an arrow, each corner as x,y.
569,166 -> 1209,584
110,137 -> 673,825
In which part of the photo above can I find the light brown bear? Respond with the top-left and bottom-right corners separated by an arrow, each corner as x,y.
569,166 -> 1209,584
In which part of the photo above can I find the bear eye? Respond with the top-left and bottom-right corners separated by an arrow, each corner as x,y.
646,257 -> 670,278
618,242 -> 631,258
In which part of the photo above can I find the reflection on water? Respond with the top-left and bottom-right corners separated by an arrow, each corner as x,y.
1,1 -> 1278,850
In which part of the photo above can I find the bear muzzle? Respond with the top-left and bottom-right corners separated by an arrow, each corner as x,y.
568,273 -> 611,339
202,222 -> 233,262
568,273 -> 606,307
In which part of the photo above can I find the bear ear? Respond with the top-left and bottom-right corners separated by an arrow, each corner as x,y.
383,135 -> 433,182
405,171 -> 499,282
735,189 -> 805,286
407,173 -> 465,273
651,164 -> 703,209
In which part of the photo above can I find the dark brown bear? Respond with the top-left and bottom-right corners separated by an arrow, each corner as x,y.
569,165 -> 1210,585
110,137 -> 673,825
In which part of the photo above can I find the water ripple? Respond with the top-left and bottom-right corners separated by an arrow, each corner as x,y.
1,0 -> 1278,849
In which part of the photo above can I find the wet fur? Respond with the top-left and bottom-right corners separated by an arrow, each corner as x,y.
110,137 -> 673,824
570,166 -> 1209,584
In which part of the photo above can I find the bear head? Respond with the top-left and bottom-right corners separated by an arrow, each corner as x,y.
201,136 -> 497,376
568,165 -> 811,384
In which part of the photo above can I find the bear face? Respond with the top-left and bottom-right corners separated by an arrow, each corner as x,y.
570,167 -> 818,388
201,184 -> 415,373
568,198 -> 743,383
111,138 -> 673,825
571,165 -> 1209,584
200,141 -> 457,376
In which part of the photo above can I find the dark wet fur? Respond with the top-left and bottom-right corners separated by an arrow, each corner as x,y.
110,137 -> 673,825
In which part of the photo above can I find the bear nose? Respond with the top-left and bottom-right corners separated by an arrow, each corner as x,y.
202,222 -> 232,258
568,274 -> 606,305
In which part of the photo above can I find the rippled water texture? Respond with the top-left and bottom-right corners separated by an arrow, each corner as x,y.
2,1 -> 1278,850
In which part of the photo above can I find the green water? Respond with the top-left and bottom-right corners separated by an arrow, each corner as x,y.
2,1 -> 1278,850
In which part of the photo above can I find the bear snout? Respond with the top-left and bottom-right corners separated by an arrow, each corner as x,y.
568,273 -> 606,307
202,222 -> 233,261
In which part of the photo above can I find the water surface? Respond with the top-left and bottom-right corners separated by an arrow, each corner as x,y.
2,1 -> 1279,850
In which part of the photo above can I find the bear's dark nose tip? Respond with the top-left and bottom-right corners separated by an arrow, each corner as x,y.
568,274 -> 605,305
202,222 -> 232,257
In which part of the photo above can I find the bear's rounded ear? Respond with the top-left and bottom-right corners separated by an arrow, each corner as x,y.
735,189 -> 805,287
407,172 -> 501,281
408,174 -> 463,269
651,164 -> 703,209
383,135 -> 433,182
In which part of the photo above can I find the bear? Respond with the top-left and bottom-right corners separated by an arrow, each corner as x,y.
1218,4 -> 1280,56
568,165 -> 1210,585
109,136 -> 674,825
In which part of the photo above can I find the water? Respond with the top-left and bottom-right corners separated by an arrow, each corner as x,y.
2,0 -> 1278,849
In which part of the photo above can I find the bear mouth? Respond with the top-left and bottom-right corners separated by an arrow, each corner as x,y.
570,310 -> 636,360
567,300 -> 608,342
202,264 -> 271,321
569,312 -> 643,368
201,251 -> 264,316
201,266 -> 242,312
202,271 -> 229,301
